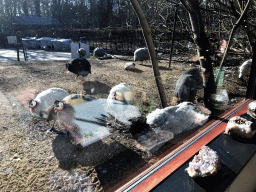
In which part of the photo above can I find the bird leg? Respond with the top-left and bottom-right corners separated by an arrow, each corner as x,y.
48,122 -> 66,135
49,127 -> 66,135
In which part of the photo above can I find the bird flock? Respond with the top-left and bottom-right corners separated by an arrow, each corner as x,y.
28,46 -> 252,149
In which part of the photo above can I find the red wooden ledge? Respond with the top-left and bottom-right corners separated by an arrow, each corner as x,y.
116,99 -> 252,192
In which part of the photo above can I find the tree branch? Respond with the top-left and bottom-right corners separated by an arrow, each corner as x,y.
219,0 -> 252,67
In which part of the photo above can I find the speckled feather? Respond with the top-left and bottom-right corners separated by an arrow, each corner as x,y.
134,48 -> 150,62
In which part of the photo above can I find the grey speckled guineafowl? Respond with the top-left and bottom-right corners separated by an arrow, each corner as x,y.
93,47 -> 106,58
175,68 -> 203,103
66,58 -> 91,81
134,48 -> 150,64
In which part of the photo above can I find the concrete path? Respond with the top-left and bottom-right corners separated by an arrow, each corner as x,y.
0,49 -> 71,62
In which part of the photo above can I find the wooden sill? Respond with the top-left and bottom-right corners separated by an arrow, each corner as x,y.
116,98 -> 252,192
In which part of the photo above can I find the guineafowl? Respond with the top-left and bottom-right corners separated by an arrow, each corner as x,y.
28,88 -> 69,131
53,100 -> 83,144
77,48 -> 86,58
107,83 -> 135,110
107,83 -> 140,124
93,47 -> 106,58
53,94 -> 101,146
54,100 -> 76,126
239,59 -> 252,82
66,58 -> 91,81
175,68 -> 203,103
134,48 -> 150,64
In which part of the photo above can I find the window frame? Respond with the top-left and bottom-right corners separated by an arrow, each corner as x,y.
114,45 -> 256,192
115,99 -> 252,192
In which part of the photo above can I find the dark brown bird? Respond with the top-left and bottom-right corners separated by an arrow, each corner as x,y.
53,100 -> 83,145
77,48 -> 86,58
66,58 -> 91,80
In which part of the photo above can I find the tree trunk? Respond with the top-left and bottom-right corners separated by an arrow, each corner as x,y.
129,0 -> 168,108
180,0 -> 216,109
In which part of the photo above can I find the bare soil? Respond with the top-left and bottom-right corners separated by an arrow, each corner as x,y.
0,53 -> 247,191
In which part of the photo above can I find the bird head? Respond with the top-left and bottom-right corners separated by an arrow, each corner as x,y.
54,100 -> 64,112
28,100 -> 37,109
77,48 -> 86,57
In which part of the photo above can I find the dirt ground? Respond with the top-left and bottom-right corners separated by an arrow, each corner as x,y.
0,53 -> 247,191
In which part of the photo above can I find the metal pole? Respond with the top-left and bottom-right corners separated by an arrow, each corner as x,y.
169,7 -> 178,68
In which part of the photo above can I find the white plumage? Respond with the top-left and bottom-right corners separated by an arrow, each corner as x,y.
146,102 -> 209,135
125,62 -> 136,70
239,59 -> 252,81
107,83 -> 140,124
107,83 -> 134,110
28,88 -> 69,120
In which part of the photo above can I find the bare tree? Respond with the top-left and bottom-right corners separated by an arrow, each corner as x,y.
219,0 -> 252,67
34,0 -> 40,16
22,1 -> 29,16
180,0 -> 217,109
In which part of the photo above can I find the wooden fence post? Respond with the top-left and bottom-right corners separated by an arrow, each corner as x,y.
17,42 -> 20,61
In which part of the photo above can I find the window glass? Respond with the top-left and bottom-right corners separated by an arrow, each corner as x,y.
0,2 -> 252,192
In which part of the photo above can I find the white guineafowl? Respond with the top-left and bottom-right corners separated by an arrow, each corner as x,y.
239,59 -> 252,82
28,88 -> 69,130
77,48 -> 86,58
107,83 -> 140,124
134,48 -> 150,64
107,83 -> 134,110
93,47 -> 106,58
